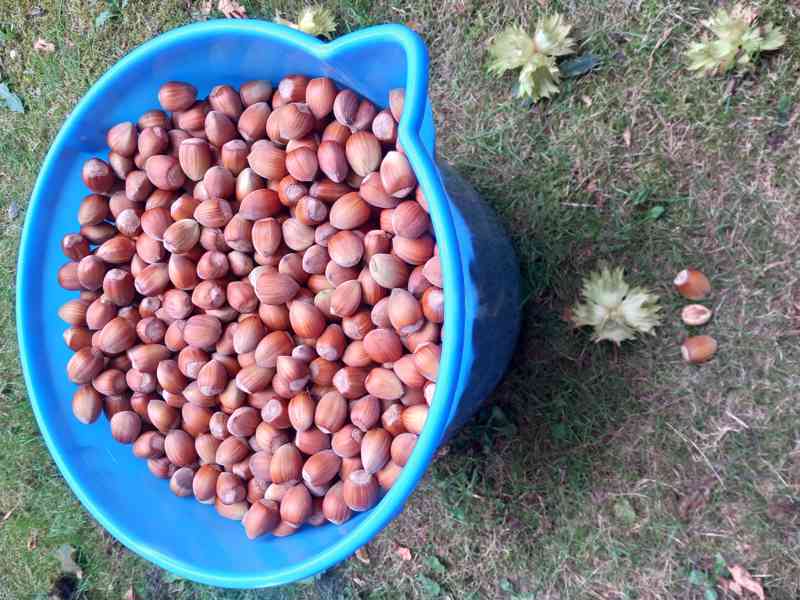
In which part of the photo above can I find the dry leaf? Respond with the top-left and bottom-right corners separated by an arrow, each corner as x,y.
622,127 -> 632,147
728,565 -> 765,600
355,547 -> 370,564
719,577 -> 742,595
34,38 -> 55,53
124,585 -> 135,600
27,529 -> 38,550
396,546 -> 412,561
218,0 -> 246,18
581,95 -> 593,107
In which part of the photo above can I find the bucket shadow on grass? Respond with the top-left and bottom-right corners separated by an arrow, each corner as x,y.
417,165 -> 654,580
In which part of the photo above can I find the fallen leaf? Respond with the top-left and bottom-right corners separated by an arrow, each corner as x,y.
355,547 -> 370,564
719,576 -> 742,595
0,83 -> 25,112
728,565 -> 764,600
27,529 -> 38,550
623,127 -> 632,147
34,38 -> 55,52
581,95 -> 593,107
396,546 -> 412,561
27,6 -> 45,17
218,0 -> 246,18
7,200 -> 20,220
54,544 -> 83,579
199,0 -> 213,16
124,585 -> 135,600
352,576 -> 366,586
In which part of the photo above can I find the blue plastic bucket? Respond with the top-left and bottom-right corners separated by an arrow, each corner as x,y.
16,20 -> 520,587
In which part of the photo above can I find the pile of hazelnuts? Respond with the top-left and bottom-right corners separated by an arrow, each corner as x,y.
57,75 -> 443,539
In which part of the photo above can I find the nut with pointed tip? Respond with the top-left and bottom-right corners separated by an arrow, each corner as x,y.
107,122 -> 138,157
215,436 -> 250,467
243,499 -> 281,539
674,269 -> 711,300
365,367 -> 405,400
82,158 -> 115,193
178,138 -> 212,182
380,151 -> 416,198
145,154 -> 185,191
329,192 -> 371,230
110,410 -> 141,444
193,464 -> 221,503
388,288 -> 424,336
169,467 -> 195,497
369,254 -> 410,289
317,141 -> 349,183
345,132 -> 382,176
421,286 -> 446,323
306,77 -> 337,119
401,403 -> 428,435
132,430 -> 165,460
360,428 -> 391,474
302,449 -> 342,487
280,483 -> 312,527
240,79 -> 272,106
315,390 -> 348,434
271,442 -> 303,484
216,472 -> 246,505
342,469 -> 379,512
282,218 -> 316,251
238,102 -> 271,142
247,140 -> 287,181
294,426 -> 331,455
681,335 -> 717,364
67,347 -> 105,384
376,461 -> 403,491
322,481 -> 352,524
138,126 -> 169,160
391,432 -> 417,467
72,385 -> 103,424
158,81 -> 197,112
372,109 -> 398,144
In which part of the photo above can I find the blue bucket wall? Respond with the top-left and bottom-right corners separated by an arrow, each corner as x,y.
16,20 -> 519,588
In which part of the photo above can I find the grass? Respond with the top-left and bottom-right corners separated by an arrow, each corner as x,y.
2,0 -> 800,598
